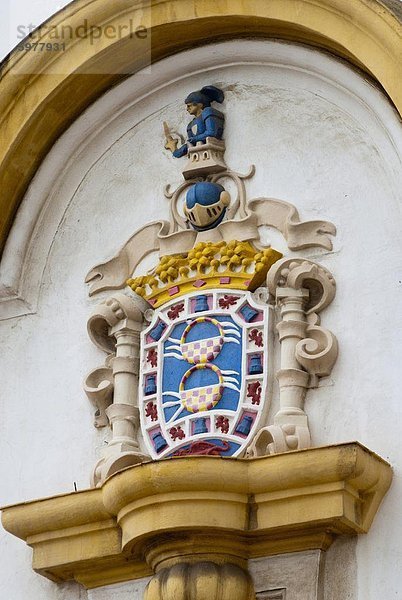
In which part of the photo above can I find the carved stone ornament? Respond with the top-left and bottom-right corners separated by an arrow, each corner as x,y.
0,74 -> 394,600
83,84 -> 339,487
86,292 -> 151,486
247,257 -> 338,457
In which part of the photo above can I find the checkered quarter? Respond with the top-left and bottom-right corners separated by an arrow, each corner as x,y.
182,336 -> 223,364
180,384 -> 222,413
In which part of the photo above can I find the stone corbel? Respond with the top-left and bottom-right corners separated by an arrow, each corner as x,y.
85,292 -> 151,487
248,258 -> 337,456
1,444 -> 392,591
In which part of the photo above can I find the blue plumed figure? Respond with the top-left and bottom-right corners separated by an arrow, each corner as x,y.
169,86 -> 225,159
184,181 -> 230,231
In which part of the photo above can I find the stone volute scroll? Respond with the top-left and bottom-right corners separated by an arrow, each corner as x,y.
85,292 -> 150,487
247,258 -> 338,457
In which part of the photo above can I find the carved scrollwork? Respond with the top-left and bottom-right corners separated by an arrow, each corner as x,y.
248,256 -> 337,457
267,257 -> 336,314
295,313 -> 338,388
83,364 -> 114,428
86,291 -> 150,486
87,292 -> 147,353
247,423 -> 311,457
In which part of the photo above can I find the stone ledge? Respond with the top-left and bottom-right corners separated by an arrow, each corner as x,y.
1,442 -> 392,589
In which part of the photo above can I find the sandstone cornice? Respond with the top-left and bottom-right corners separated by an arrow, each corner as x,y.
1,442 -> 392,589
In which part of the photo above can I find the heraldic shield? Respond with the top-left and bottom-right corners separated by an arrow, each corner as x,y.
139,289 -> 271,458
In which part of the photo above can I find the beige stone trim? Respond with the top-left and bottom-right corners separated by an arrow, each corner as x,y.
86,292 -> 150,487
0,0 -> 401,255
1,443 -> 392,589
249,258 -> 338,456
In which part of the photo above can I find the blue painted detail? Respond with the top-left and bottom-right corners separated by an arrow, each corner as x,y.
162,315 -> 242,422
185,182 -> 227,231
194,295 -> 209,312
150,321 -> 167,341
240,304 -> 259,322
185,320 -> 218,342
249,354 -> 263,375
173,86 -> 225,159
152,432 -> 168,453
145,375 -> 157,396
184,86 -> 225,107
194,417 -> 208,434
235,415 -> 254,436
185,368 -> 218,389
186,183 -> 225,209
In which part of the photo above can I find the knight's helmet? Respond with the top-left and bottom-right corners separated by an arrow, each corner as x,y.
184,182 -> 230,231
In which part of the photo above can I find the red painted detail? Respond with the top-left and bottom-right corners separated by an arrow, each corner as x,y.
167,302 -> 185,320
172,440 -> 231,456
168,285 -> 180,296
220,277 -> 231,284
169,426 -> 186,441
248,328 -> 264,347
145,401 -> 158,421
147,348 -> 158,368
247,381 -> 262,405
215,415 -> 230,434
218,294 -> 240,309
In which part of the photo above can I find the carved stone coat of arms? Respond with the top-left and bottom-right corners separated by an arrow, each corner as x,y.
84,84 -> 338,487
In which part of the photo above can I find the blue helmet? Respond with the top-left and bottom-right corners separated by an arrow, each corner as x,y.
184,182 -> 230,231
185,86 -> 224,107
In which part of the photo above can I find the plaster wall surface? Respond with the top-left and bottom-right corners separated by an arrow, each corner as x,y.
0,40 -> 401,599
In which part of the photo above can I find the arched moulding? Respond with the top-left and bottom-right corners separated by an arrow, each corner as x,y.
2,29 -> 401,319
249,257 -> 338,457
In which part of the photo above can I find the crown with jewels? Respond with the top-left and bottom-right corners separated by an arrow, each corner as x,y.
127,240 -> 282,308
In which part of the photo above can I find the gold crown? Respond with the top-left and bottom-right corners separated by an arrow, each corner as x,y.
127,240 -> 282,308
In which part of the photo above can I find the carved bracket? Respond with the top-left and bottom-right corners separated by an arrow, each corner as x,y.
248,258 -> 338,456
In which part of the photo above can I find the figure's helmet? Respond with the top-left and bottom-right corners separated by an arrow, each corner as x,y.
184,182 -> 230,231
184,85 -> 224,107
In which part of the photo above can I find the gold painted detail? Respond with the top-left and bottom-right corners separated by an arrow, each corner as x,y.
0,443 -> 392,589
127,241 -> 282,307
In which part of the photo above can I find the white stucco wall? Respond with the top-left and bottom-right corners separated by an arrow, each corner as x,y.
1,40 -> 401,599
